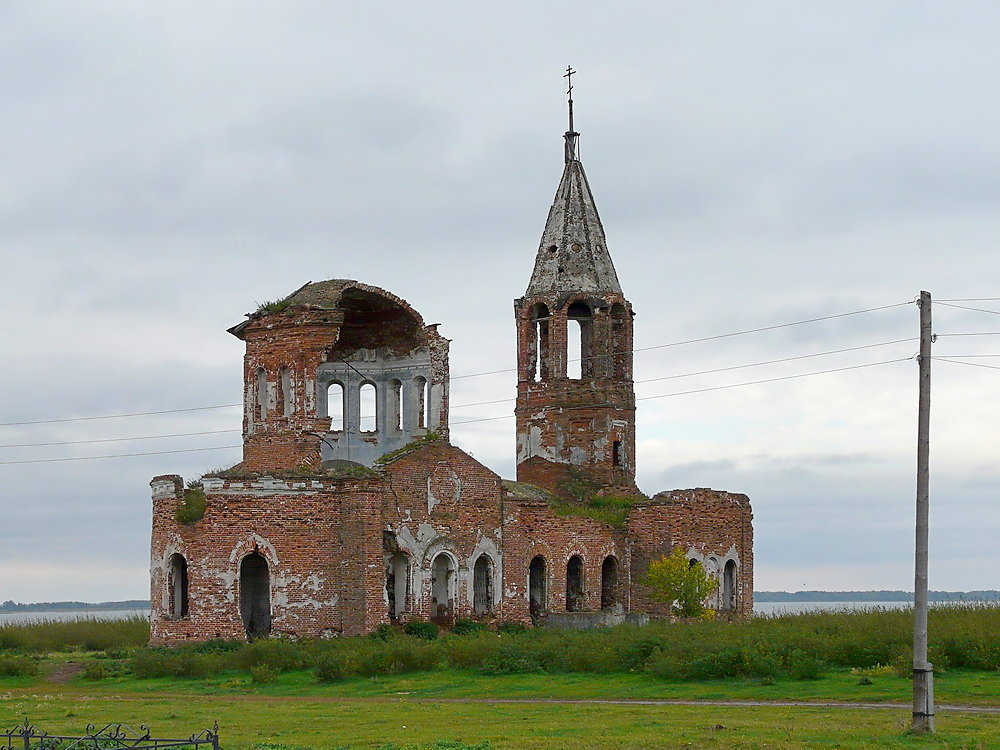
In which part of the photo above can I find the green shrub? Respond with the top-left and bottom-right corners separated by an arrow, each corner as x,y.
452,619 -> 486,635
481,644 -> 541,675
784,649 -> 826,680
315,650 -> 354,682
130,647 -> 221,678
0,654 -> 38,677
404,621 -> 439,640
442,632 -> 501,669
496,622 -> 527,636
250,664 -> 279,683
81,661 -> 114,680
368,624 -> 397,642
236,637 -> 306,672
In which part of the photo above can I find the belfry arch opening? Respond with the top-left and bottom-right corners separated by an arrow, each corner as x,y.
566,555 -> 584,611
567,301 -> 593,379
528,555 -> 547,620
239,553 -> 271,639
168,553 -> 188,618
473,554 -> 494,615
531,303 -> 550,382
601,556 -> 618,610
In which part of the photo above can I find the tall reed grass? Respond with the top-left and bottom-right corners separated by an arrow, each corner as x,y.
0,615 -> 149,652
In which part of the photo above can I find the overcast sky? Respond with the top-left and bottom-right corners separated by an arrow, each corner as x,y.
2,2 -> 999,602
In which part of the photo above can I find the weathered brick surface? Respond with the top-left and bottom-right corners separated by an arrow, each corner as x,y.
150,145 -> 754,642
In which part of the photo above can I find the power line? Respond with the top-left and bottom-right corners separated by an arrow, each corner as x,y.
449,299 -> 914,379
449,336 -> 917,410
0,445 -> 242,466
934,302 -> 1000,316
0,300 -> 913,428
0,404 -> 241,428
936,297 -> 1000,302
0,429 -> 240,450
935,332 -> 1000,338
932,357 -> 1000,372
452,357 -> 912,426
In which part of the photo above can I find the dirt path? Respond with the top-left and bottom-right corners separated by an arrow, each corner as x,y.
44,663 -> 85,683
19,689 -> 1000,714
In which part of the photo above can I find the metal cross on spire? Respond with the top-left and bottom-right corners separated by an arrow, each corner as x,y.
563,65 -> 579,162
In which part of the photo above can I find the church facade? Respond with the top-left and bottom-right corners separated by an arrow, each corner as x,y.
149,122 -> 754,643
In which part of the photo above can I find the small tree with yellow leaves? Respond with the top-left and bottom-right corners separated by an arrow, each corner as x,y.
641,547 -> 719,618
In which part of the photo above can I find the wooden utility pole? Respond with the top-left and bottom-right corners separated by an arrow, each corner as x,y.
912,290 -> 934,732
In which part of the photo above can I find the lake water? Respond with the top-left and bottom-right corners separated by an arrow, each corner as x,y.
0,600 -> 989,624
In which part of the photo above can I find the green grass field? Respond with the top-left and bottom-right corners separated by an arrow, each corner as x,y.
3,608 -> 1000,748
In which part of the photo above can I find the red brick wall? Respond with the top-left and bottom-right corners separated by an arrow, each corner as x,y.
627,488 -> 754,618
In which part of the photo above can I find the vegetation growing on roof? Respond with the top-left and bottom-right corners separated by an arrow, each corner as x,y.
254,297 -> 294,316
374,432 -> 443,467
174,480 -> 207,525
549,468 -> 646,528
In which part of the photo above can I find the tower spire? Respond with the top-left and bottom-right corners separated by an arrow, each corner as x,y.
563,65 -> 579,162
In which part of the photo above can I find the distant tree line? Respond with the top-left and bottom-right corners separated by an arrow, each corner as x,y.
754,590 -> 1000,602
0,600 -> 149,613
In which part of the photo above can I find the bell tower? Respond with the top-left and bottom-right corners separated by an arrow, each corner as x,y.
514,69 -> 636,496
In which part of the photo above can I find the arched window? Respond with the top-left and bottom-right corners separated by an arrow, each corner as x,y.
168,553 -> 188,618
279,367 -> 293,417
359,382 -> 377,433
601,556 -> 618,610
529,555 -> 547,619
473,554 -> 494,615
430,552 -> 456,623
255,368 -> 268,420
239,553 -> 271,639
412,376 -> 428,430
610,303 -> 629,379
567,302 -> 593,379
388,379 -> 403,433
386,552 -> 409,619
722,560 -> 737,611
531,303 -> 550,382
327,382 -> 345,431
566,555 -> 584,612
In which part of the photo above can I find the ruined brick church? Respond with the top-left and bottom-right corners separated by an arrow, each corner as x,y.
149,112 -> 754,643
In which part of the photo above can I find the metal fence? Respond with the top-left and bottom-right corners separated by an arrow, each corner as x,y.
3,720 -> 219,750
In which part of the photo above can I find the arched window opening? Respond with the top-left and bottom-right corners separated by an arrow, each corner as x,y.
412,376 -> 428,430
612,440 -> 623,469
327,382 -> 345,431
531,303 -> 550,382
722,560 -> 737,611
566,555 -> 584,612
689,558 -> 699,569
279,367 -> 293,417
430,552 -> 456,624
473,555 -> 494,615
359,382 -> 377,433
610,303 -> 629,379
168,553 -> 189,618
529,555 -> 547,620
255,368 -> 267,420
601,556 -> 618,610
386,552 -> 409,619
388,379 -> 403,433
567,302 -> 593,379
239,553 -> 271,639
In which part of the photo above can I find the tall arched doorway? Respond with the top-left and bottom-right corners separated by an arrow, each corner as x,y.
168,553 -> 189,618
473,554 -> 494,615
601,556 -> 618,610
386,552 -> 409,619
240,553 -> 271,639
723,560 -> 737,611
430,552 -> 456,624
566,555 -> 584,612
528,555 -> 547,620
